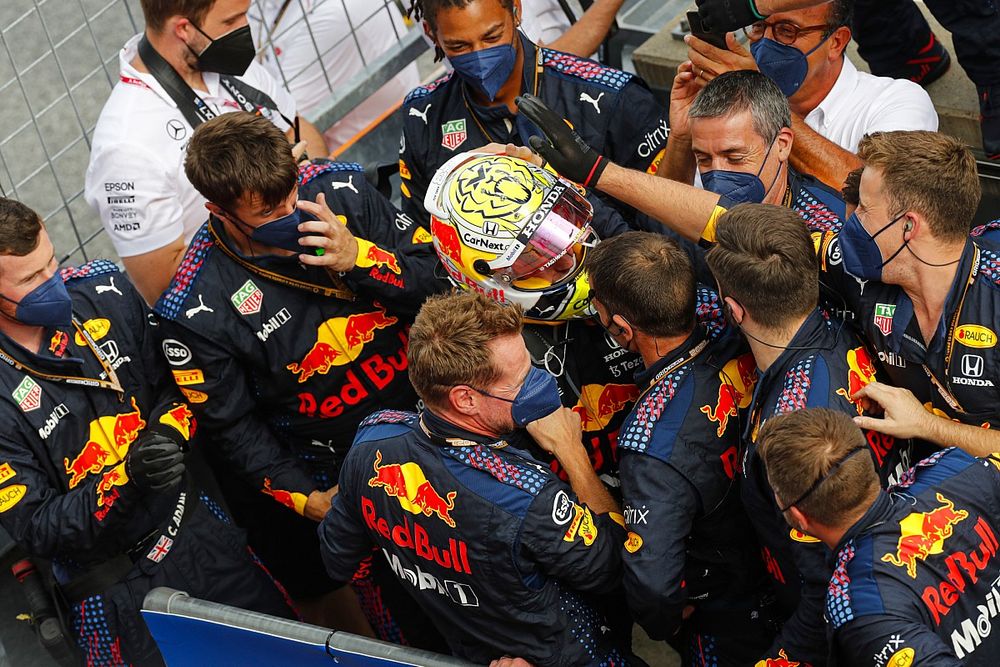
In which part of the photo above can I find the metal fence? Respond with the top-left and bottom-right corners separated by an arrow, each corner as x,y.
0,0 -> 420,267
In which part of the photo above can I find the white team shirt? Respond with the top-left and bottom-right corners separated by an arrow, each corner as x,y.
520,0 -> 573,47
250,0 -> 420,151
803,57 -> 938,153
84,34 -> 297,258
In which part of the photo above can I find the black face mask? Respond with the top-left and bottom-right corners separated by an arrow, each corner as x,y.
187,21 -> 255,75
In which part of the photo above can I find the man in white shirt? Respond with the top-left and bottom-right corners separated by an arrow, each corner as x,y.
250,0 -> 421,152
510,0 -> 625,58
682,0 -> 937,190
85,0 -> 326,304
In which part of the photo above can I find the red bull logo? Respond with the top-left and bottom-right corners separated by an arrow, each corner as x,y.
63,397 -> 145,489
158,404 -> 196,441
759,649 -> 799,667
921,516 -> 999,624
836,346 -> 879,414
572,383 -> 639,432
368,450 -> 457,528
700,354 -> 756,437
881,493 -> 969,578
48,330 -> 68,357
431,217 -> 463,265
363,244 -> 401,274
262,477 -> 308,515
94,462 -> 130,520
286,307 -> 399,383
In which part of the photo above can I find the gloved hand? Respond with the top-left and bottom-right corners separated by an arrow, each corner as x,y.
125,432 -> 185,492
515,94 -> 608,188
695,0 -> 766,32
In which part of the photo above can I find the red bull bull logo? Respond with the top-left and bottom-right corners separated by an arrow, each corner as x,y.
758,649 -> 799,667
700,354 -> 756,437
63,397 -> 145,489
572,384 -> 639,433
286,307 -> 399,383
836,346 -> 879,414
360,244 -> 401,274
262,477 -> 308,515
431,217 -> 464,265
368,450 -> 457,528
882,493 -> 969,578
158,404 -> 196,441
93,462 -> 130,520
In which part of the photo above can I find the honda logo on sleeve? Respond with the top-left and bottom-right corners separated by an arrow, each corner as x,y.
962,354 -> 984,378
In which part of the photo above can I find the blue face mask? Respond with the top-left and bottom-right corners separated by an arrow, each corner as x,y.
477,365 -> 563,427
701,141 -> 781,204
838,211 -> 907,280
225,207 -> 321,256
0,273 -> 73,328
450,38 -> 518,102
750,33 -> 832,97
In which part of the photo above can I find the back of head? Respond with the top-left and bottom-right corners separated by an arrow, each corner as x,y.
141,0 -> 216,32
408,0 -> 515,27
184,112 -> 298,212
858,131 -> 981,243
689,70 -> 791,143
0,198 -> 42,258
585,232 -> 695,338
408,291 -> 523,410
706,204 -> 818,329
758,408 -> 879,526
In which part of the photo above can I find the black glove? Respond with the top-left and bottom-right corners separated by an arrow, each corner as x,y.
125,432 -> 185,492
695,0 -> 766,32
515,94 -> 608,188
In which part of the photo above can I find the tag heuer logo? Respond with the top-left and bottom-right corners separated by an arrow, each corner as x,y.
874,303 -> 896,336
13,377 -> 41,412
231,280 -> 263,315
441,119 -> 468,151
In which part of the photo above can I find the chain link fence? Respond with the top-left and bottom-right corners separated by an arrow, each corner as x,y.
0,0 -> 420,267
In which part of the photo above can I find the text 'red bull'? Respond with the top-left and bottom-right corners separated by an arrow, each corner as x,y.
922,516 -> 999,624
362,496 -> 472,574
882,493 -> 970,578
368,450 -> 457,528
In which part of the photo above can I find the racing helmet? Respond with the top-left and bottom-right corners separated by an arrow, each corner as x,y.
425,151 -> 596,321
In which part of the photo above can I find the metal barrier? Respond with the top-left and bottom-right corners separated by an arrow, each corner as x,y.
0,0 -> 422,266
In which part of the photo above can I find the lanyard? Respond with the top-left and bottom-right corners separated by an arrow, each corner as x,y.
0,317 -> 124,398
636,338 -> 710,403
462,44 -> 543,143
137,35 -> 291,130
208,222 -> 355,300
919,246 -> 980,415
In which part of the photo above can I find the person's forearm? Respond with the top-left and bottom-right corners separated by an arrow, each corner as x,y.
923,414 -> 1000,458
658,132 -> 696,183
597,162 -> 720,241
790,114 -> 863,191
546,0 -> 624,58
756,0 -> 825,12
556,446 -> 618,515
292,117 -> 329,158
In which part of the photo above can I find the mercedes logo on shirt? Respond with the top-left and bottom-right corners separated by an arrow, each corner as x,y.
165,119 -> 187,141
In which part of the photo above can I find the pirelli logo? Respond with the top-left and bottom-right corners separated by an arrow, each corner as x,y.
172,369 -> 205,386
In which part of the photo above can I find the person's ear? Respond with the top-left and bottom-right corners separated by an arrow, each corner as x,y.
448,385 -> 479,416
205,202 -> 224,217
610,313 -> 632,338
827,25 -> 852,61
775,127 -> 794,163
723,296 -> 745,325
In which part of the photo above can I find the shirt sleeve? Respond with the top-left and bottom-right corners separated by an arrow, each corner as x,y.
861,80 -> 939,136
84,142 -> 185,257
619,450 -> 699,640
318,446 -> 372,586
833,614 -> 960,666
518,480 -> 626,594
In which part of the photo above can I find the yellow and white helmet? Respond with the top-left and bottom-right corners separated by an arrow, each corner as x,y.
425,151 -> 596,321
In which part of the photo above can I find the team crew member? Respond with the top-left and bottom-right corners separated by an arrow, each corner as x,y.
680,0 -> 936,190
85,0 -> 327,304
587,233 -> 772,666
399,0 -> 669,229
425,150 -> 642,487
319,291 -> 631,666
704,205 -> 910,666
815,131 -> 1000,455
152,112 -> 446,635
759,409 -> 1000,666
0,199 -> 295,665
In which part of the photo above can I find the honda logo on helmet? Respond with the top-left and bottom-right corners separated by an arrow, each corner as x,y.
962,354 -> 984,378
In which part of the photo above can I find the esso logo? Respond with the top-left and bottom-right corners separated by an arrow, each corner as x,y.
162,339 -> 192,366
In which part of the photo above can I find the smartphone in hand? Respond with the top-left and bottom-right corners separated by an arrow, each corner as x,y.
687,11 -> 730,51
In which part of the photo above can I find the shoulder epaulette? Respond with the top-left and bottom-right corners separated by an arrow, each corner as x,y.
153,224 -> 215,320
618,367 -> 690,458
443,445 -> 547,497
404,72 -> 454,105
794,186 -> 844,234
976,247 -> 1000,287
541,48 -> 634,91
826,541 -> 863,628
359,410 -> 418,428
696,286 -> 725,341
774,354 -> 817,414
971,218 -> 1000,239
60,259 -> 119,282
298,160 -> 364,187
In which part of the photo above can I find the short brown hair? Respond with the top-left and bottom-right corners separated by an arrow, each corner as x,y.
758,408 -> 879,526
858,131 -> 981,242
141,0 -> 216,32
586,232 -> 695,337
0,198 -> 42,257
706,204 -> 818,329
185,112 -> 297,212
408,291 -> 524,408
